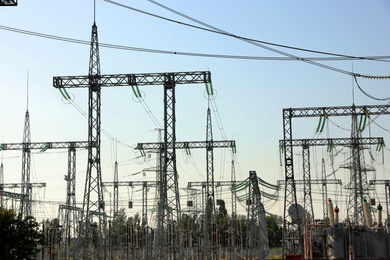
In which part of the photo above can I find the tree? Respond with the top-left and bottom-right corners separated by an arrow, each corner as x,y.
266,215 -> 283,248
0,207 -> 43,259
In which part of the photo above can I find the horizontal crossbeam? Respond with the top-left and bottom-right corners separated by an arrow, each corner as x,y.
188,180 -> 237,188
53,71 -> 211,88
136,140 -> 236,150
0,190 -> 25,200
0,183 -> 46,189
369,180 -> 390,185
284,105 -> 390,118
102,181 -> 158,187
0,141 -> 89,151
277,179 -> 342,186
279,137 -> 384,147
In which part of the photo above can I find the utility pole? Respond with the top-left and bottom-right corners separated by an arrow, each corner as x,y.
281,104 -> 390,257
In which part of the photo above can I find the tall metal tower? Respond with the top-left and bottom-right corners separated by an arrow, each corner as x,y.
113,161 -> 119,217
0,159 -> 4,207
20,109 -> 31,217
204,106 -> 216,255
78,22 -> 107,259
63,146 -> 77,260
281,104 -> 390,257
230,158 -> 237,217
321,158 -> 328,221
247,171 -> 269,259
0,160 -> 3,186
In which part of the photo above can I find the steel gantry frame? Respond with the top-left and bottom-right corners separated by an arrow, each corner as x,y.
279,137 -> 384,224
0,141 -> 87,217
102,181 -> 158,225
369,180 -> 390,218
136,139 -> 235,258
53,23 -> 211,259
282,104 -> 390,257
0,182 -> 46,207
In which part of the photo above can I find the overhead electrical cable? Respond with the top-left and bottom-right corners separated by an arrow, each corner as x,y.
353,76 -> 390,101
106,0 -> 389,63
114,0 -> 389,78
0,24 -> 389,62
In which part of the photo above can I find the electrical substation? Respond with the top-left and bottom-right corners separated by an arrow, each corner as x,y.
1,2 -> 390,260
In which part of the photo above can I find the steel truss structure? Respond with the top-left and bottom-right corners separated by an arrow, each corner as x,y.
0,141 -> 87,219
279,137 -> 384,224
136,139 -> 235,258
53,21 -> 211,260
282,104 -> 390,257
102,181 -> 158,225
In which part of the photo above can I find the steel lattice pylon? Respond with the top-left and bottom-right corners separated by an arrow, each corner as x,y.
21,110 -> 31,217
281,104 -> 390,257
53,20 -> 211,258
247,171 -> 269,259
137,138 -> 235,258
279,136 -> 384,224
0,140 -> 87,257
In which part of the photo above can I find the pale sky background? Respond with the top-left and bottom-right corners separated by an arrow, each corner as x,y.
0,1 -> 390,224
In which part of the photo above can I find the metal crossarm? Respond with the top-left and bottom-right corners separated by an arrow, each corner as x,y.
286,105 -> 390,118
277,179 -> 342,186
103,181 -> 158,187
53,71 -> 211,88
135,140 -> 235,150
0,182 -> 46,189
279,137 -> 384,147
0,141 -> 88,150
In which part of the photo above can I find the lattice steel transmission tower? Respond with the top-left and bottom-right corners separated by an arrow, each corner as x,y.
281,104 -> 390,257
280,136 -> 384,224
247,171 -> 269,259
0,160 -> 3,187
20,109 -> 31,217
205,106 -> 216,255
136,138 -> 235,258
113,161 -> 119,218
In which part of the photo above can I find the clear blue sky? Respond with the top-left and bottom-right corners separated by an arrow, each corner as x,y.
0,0 -> 389,222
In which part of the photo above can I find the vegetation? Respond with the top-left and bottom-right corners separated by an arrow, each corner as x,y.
266,215 -> 283,248
0,207 -> 43,260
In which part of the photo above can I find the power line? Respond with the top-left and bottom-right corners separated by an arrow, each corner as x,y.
145,0 -> 389,62
105,0 -> 389,78
1,24 -> 389,62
